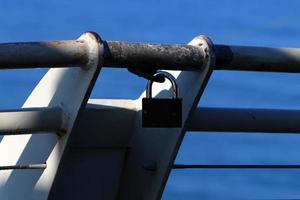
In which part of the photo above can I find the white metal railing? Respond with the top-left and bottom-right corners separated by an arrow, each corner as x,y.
1,32 -> 300,199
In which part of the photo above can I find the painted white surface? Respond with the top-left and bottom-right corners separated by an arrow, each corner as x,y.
0,32 -> 102,200
119,36 -> 215,200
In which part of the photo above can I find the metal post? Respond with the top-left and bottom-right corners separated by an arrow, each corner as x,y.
0,32 -> 103,200
118,35 -> 215,200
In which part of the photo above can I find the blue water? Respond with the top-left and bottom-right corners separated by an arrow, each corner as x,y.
1,0 -> 300,199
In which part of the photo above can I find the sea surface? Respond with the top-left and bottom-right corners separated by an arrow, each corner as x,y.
1,0 -> 300,199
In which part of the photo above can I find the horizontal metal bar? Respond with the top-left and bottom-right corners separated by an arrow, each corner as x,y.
0,40 -> 88,69
173,164 -> 300,169
104,41 -> 300,72
0,163 -> 47,170
214,45 -> 300,73
187,107 -> 300,133
0,107 -> 63,135
103,41 -> 205,70
1,36 -> 300,72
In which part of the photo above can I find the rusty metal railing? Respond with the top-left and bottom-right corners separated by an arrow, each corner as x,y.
1,36 -> 300,72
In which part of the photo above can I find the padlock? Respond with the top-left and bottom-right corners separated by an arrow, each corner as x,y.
142,71 -> 182,127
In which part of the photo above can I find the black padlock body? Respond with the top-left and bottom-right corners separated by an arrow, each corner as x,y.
142,98 -> 182,128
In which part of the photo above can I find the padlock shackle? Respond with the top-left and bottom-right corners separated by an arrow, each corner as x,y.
146,71 -> 178,99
